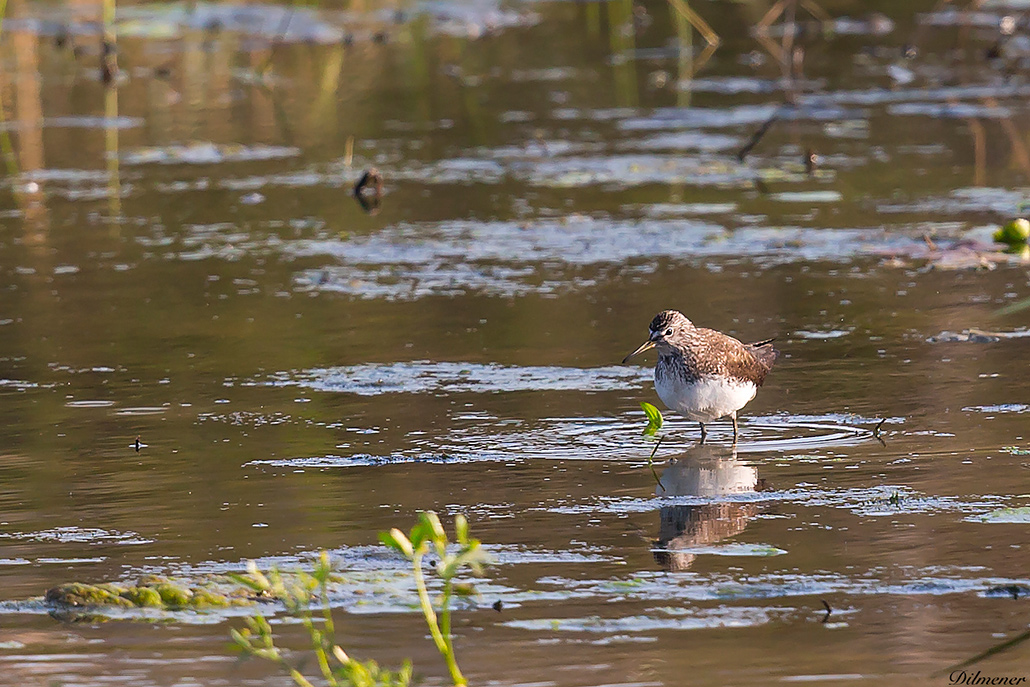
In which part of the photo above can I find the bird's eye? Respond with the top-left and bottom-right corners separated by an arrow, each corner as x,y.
664,328 -> 672,336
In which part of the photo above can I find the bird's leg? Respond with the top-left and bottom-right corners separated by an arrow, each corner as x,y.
731,413 -> 739,444
698,422 -> 707,444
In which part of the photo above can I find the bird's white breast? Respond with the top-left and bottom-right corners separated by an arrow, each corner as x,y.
655,372 -> 757,423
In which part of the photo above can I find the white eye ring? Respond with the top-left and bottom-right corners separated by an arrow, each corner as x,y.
665,328 -> 672,336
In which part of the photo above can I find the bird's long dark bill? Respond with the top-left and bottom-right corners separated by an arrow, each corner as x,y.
622,340 -> 655,364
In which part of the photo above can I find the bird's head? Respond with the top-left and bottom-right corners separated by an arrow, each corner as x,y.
622,310 -> 694,363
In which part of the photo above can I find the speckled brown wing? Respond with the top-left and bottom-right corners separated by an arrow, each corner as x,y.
688,328 -> 778,386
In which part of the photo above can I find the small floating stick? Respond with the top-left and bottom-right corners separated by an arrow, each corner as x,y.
737,110 -> 781,161
344,135 -> 354,168
935,627 -> 1030,677
871,418 -> 887,447
820,599 -> 832,624
872,418 -> 885,437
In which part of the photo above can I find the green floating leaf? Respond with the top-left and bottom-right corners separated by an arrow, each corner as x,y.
640,401 -> 663,436
994,218 -> 1030,246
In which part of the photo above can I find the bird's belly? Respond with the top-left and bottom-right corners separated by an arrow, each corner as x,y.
655,374 -> 757,422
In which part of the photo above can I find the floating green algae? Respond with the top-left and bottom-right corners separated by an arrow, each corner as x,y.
119,586 -> 164,607
45,582 -> 135,608
43,575 -> 267,616
154,581 -> 194,606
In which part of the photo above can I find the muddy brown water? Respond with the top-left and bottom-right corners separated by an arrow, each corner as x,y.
1,0 -> 1030,684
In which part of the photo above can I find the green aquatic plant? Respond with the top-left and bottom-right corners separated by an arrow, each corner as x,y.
379,511 -> 489,687
46,578 -> 248,611
994,218 -> 1030,246
231,513 -> 487,687
640,401 -> 663,436
230,551 -> 413,687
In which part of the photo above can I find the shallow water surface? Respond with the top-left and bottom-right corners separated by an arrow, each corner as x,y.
1,0 -> 1030,684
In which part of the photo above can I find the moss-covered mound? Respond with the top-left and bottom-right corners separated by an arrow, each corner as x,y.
45,575 -> 268,611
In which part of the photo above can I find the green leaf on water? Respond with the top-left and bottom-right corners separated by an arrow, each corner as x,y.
640,402 -> 663,436
635,403 -> 665,491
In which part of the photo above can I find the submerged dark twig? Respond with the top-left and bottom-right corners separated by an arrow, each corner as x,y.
738,111 -> 781,161
873,422 -> 889,449
935,628 -> 1030,677
820,599 -> 831,623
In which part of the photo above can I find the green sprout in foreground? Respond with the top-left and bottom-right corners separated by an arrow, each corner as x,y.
379,512 -> 489,687
230,551 -> 412,687
230,512 -> 487,687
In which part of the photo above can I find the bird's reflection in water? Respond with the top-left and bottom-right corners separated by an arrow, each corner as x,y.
653,444 -> 761,572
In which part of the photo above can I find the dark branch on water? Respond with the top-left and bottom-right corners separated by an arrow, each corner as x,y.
872,418 -> 886,446
737,110 -> 781,161
935,627 -> 1030,676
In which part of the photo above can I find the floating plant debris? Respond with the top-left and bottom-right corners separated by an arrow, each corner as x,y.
967,507 -> 1030,524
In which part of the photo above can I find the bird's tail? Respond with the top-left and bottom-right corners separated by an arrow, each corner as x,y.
747,337 -> 779,371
